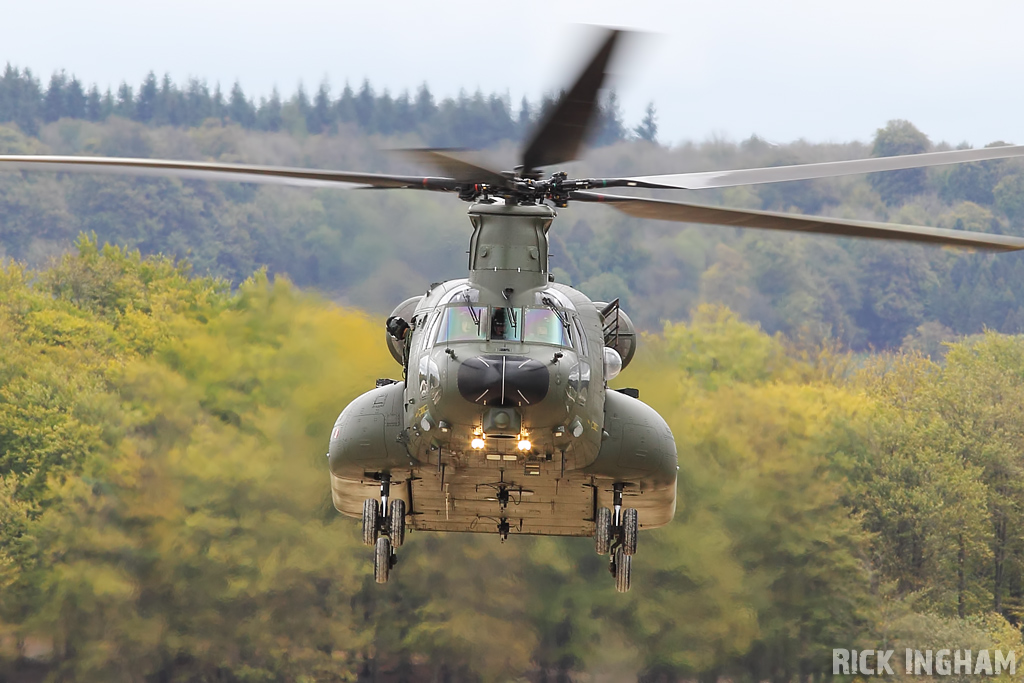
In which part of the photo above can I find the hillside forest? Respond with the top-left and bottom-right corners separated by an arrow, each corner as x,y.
1,69 -> 1024,681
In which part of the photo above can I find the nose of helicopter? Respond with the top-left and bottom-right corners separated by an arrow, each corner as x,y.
457,354 -> 549,406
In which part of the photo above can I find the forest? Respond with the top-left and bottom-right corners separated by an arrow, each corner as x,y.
2,69 -> 1024,681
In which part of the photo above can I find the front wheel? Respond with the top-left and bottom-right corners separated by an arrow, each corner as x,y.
595,507 -> 612,555
613,548 -> 631,593
622,508 -> 639,556
374,537 -> 392,584
362,499 -> 380,547
389,499 -> 406,548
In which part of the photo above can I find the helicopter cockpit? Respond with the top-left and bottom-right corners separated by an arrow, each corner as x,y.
434,304 -> 574,347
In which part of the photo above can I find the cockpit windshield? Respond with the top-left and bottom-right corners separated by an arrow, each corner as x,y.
436,305 -> 487,343
523,308 -> 569,346
435,304 -> 572,347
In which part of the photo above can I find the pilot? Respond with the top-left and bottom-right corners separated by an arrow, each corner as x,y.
386,315 -> 410,342
386,316 -> 412,377
532,317 -> 552,342
491,308 -> 508,340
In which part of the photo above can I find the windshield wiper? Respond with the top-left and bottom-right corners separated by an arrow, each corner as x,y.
541,296 -> 571,330
462,292 -> 481,329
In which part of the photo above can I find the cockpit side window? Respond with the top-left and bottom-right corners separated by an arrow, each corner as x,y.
572,315 -> 589,356
436,305 -> 487,343
523,308 -> 571,347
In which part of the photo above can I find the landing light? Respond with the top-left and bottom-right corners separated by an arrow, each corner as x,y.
471,438 -> 486,449
517,439 -> 532,451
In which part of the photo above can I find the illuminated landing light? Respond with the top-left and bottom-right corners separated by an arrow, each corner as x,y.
517,439 -> 532,451
471,438 -> 486,450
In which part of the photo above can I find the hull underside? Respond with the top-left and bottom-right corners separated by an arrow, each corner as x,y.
331,458 -> 676,537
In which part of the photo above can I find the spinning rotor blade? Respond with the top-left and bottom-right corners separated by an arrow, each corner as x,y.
571,191 -> 1024,251
0,155 -> 461,191
397,149 -> 510,186
520,29 -> 624,173
628,144 -> 1024,191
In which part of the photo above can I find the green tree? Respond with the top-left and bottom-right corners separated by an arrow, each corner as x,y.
870,119 -> 931,205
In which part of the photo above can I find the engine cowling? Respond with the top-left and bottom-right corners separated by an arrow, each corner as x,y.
594,301 -> 637,370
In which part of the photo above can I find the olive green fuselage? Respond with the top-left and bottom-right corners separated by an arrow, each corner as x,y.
328,202 -> 677,537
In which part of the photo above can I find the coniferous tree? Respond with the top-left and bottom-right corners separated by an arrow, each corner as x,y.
354,80 -> 374,129
100,87 -> 115,119
336,83 -> 356,124
634,102 -> 658,143
66,76 -> 87,120
228,81 -> 256,128
43,71 -> 68,122
115,82 -> 135,118
136,71 -> 159,123
257,88 -> 283,131
308,82 -> 332,134
185,78 -> 212,124
414,83 -> 435,124
85,85 -> 103,121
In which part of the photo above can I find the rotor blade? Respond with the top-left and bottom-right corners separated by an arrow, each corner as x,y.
396,148 -> 510,186
570,191 -> 1024,251
520,29 -> 624,173
627,144 -> 1024,191
0,155 -> 461,191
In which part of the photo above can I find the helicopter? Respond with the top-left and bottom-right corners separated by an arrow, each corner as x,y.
4,30 -> 1024,593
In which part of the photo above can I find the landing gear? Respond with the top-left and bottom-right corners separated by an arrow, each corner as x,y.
362,473 -> 406,583
612,547 -> 631,593
374,537 -> 393,584
622,507 -> 638,556
595,506 -> 612,555
390,499 -> 406,548
597,483 -> 639,591
362,499 -> 379,546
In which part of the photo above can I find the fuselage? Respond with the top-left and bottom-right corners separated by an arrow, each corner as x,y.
327,201 -> 678,537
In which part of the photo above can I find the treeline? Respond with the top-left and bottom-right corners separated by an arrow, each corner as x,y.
3,115 -> 1024,351
0,65 -> 644,147
2,243 -> 1023,681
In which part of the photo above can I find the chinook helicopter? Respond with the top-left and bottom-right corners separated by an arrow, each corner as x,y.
4,30 -> 1024,592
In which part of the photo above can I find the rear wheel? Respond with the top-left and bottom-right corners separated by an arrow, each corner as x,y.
389,499 -> 406,548
362,499 -> 379,547
613,547 -> 631,593
595,507 -> 612,555
622,508 -> 639,556
374,537 -> 391,584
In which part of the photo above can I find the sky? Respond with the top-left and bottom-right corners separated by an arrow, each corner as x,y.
3,0 -> 1023,148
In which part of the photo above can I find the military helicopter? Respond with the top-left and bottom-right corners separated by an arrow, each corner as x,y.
4,30 -> 1024,593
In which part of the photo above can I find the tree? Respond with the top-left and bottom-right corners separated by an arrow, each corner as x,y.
994,173 -> 1024,225
634,101 -> 657,143
227,81 -> 255,128
42,71 -> 67,122
135,71 -> 158,123
870,119 -> 931,205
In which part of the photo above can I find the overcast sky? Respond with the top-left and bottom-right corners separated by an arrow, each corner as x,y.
3,0 -> 1022,148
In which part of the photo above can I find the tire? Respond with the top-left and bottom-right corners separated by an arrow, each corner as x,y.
375,537 -> 391,584
362,498 -> 379,547
595,507 -> 612,555
389,499 -> 406,548
614,547 -> 631,593
623,507 -> 639,556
